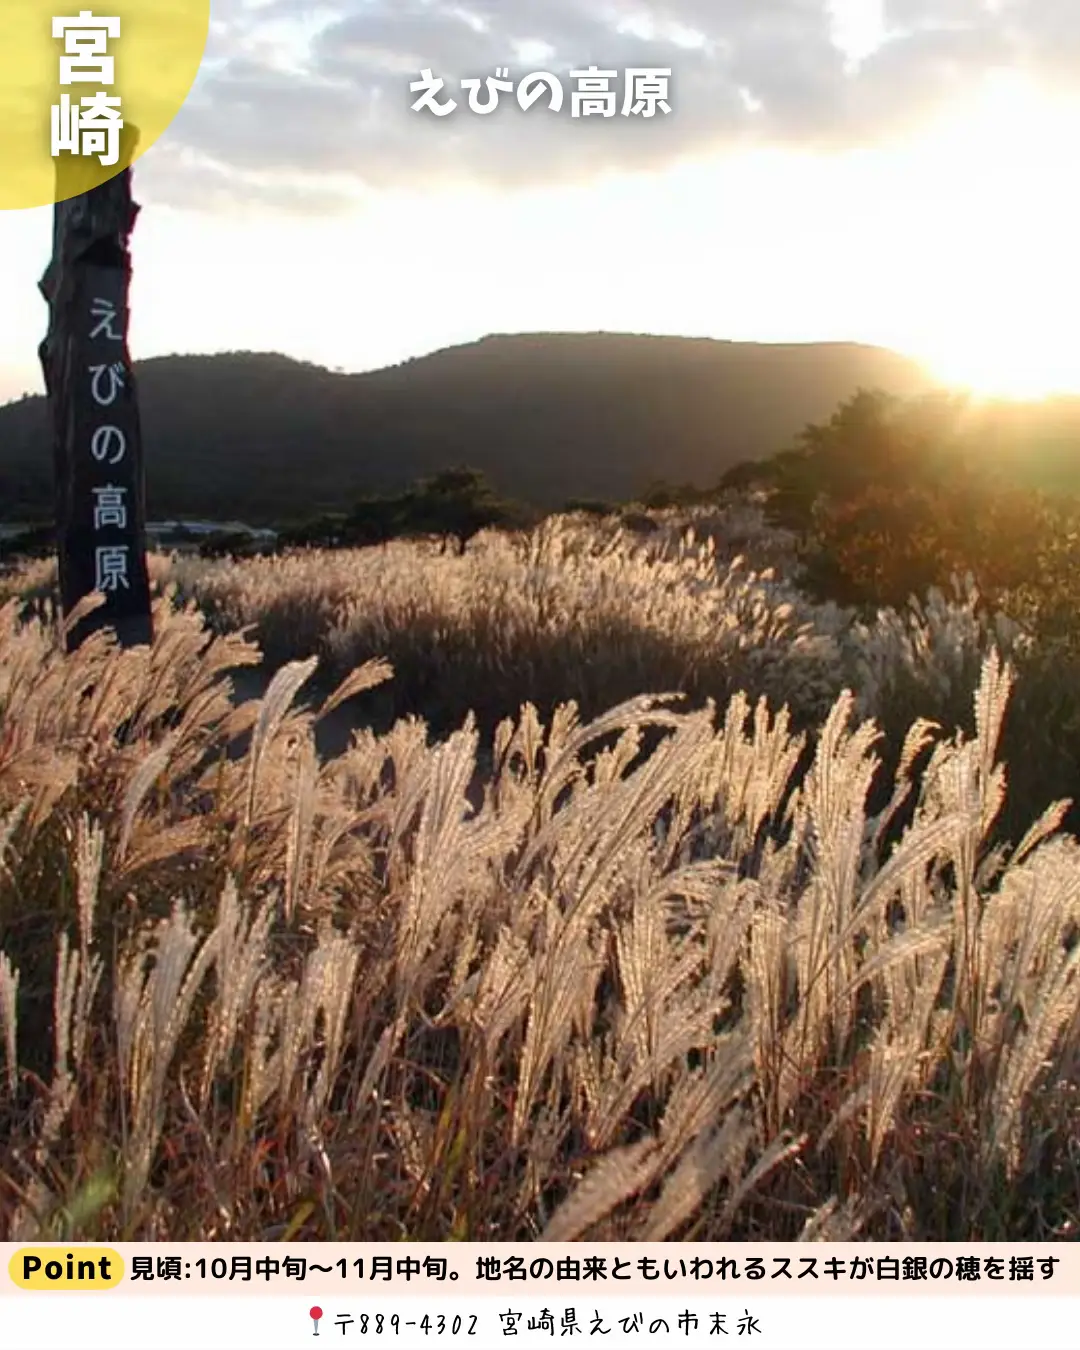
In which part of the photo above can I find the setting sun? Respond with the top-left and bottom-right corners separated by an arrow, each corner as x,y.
889,71 -> 1080,399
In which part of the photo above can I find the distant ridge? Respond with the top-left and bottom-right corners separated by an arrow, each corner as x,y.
0,331 -> 935,523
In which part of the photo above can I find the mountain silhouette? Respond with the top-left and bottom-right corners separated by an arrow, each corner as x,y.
0,331 -> 934,524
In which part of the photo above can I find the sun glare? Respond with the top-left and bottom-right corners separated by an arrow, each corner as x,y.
924,346 -> 1080,402
899,72 -> 1080,400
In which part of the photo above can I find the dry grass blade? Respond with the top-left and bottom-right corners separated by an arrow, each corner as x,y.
315,658 -> 393,722
59,589 -> 107,641
0,802 -> 29,881
0,953 -> 19,1095
639,1109 -> 758,1240
243,656 -> 318,832
714,1127 -> 808,1235
117,739 -> 178,862
1011,798 -> 1072,868
540,1138 -> 660,1241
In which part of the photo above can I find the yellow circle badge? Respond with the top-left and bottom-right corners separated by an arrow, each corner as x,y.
0,1 -> 210,210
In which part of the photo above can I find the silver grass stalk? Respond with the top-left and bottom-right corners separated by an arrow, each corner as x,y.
243,656 -> 319,835
0,952 -> 19,1095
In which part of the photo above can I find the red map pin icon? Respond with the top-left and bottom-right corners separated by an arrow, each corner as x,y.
311,1306 -> 323,1336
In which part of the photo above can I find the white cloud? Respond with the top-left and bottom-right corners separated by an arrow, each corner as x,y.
136,0 -> 1077,211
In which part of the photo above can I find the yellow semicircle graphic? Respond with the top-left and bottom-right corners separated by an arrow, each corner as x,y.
0,0 -> 210,210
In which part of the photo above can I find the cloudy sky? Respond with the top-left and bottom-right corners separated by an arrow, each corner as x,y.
2,0 -> 1080,404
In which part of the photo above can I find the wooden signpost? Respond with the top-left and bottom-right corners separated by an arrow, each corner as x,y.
38,124 -> 152,652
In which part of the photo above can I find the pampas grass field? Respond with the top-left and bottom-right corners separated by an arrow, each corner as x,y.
0,502 -> 1077,1241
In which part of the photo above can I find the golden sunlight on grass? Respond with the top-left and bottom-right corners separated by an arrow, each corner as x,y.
1,507 -> 1078,1241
